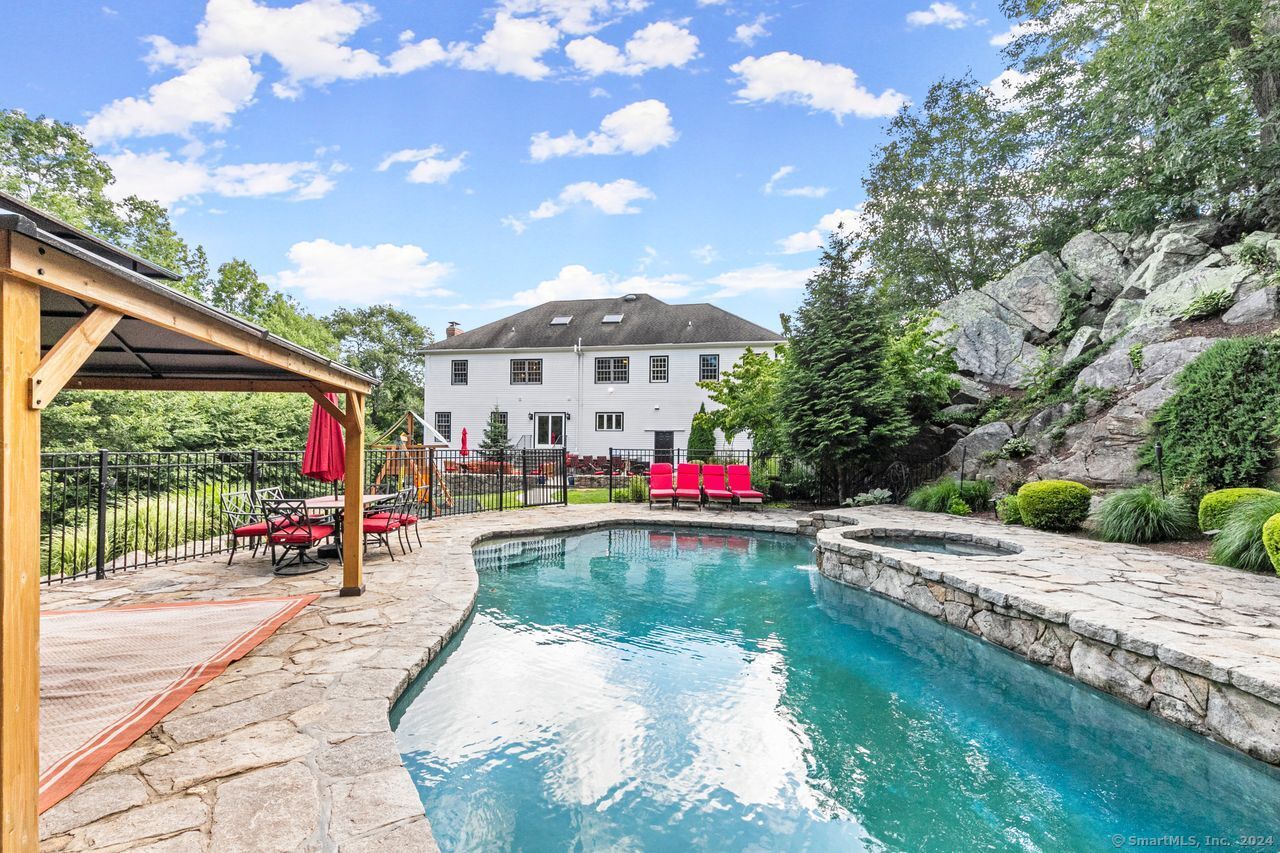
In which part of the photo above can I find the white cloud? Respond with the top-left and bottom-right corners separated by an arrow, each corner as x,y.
732,14 -> 770,46
988,68 -> 1033,104
763,165 -> 830,198
386,32 -> 449,74
144,0 -> 385,99
500,264 -> 692,306
777,206 -> 864,254
498,0 -> 648,35
990,19 -> 1043,47
451,12 -> 561,80
102,148 -> 340,206
377,146 -> 467,184
706,264 -> 812,298
906,2 -> 972,29
530,99 -> 676,160
692,244 -> 718,264
85,56 -> 260,141
277,239 -> 453,303
566,21 -> 698,76
510,179 -> 653,230
730,52 -> 908,121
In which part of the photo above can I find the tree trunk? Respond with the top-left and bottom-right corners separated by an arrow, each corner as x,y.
1223,0 -> 1280,150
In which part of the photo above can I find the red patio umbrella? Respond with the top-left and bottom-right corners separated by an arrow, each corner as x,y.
303,393 -> 346,487
459,427 -> 469,457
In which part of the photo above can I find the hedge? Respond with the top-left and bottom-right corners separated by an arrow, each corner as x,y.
1197,487 -> 1280,532
1017,480 -> 1092,531
1264,514 -> 1280,575
996,495 -> 1023,525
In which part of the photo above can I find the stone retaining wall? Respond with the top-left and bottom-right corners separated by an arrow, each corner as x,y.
810,511 -> 1280,767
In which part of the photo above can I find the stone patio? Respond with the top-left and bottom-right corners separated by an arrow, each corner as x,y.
805,506 -> 1280,766
37,504 -> 803,852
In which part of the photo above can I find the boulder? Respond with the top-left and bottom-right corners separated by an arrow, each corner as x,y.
1034,384 -> 1168,486
1101,297 -> 1142,340
952,376 -> 991,404
930,291 -> 1043,386
984,251 -> 1076,340
937,403 -> 978,422
1167,218 -> 1228,246
1060,232 -> 1128,306
1122,233 -> 1214,297
1121,263 -> 1247,343
1062,326 -> 1101,364
1224,286 -> 1279,325
946,421 -> 1013,470
1023,402 -> 1073,439
1076,337 -> 1214,393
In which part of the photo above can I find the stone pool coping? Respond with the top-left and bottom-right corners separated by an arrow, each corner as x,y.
37,504 -> 805,852
805,506 -> 1280,766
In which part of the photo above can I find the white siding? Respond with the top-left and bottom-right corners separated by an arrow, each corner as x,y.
423,344 -> 771,456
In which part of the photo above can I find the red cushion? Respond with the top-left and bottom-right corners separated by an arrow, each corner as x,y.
269,524 -> 334,544
233,521 -> 270,536
674,489 -> 701,499
733,489 -> 764,500
705,489 -> 734,500
363,518 -> 400,533
370,512 -> 419,523
650,489 -> 676,499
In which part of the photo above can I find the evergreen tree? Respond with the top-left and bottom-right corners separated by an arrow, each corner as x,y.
688,403 -> 716,461
779,229 -> 914,501
479,403 -> 512,456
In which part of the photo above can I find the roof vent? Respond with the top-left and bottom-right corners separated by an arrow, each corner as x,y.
622,293 -> 638,302
602,313 -> 624,324
550,315 -> 573,326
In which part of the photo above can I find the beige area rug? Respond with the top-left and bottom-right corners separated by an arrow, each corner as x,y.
39,594 -> 317,812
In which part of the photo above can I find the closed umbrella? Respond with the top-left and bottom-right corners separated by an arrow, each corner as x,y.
460,427 -> 469,457
303,393 -> 346,489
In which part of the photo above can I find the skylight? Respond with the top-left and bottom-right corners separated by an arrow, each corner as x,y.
550,315 -> 573,326
602,313 -> 624,324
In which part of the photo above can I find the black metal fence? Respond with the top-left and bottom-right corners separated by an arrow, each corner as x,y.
40,446 -> 567,585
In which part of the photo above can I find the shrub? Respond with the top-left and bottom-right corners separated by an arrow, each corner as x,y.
1128,343 -> 1145,373
946,496 -> 971,515
627,475 -> 648,503
1094,487 -> 1197,543
1178,289 -> 1234,321
996,495 -> 1023,524
1238,239 -> 1276,273
1210,493 -> 1280,572
1197,487 -> 1280,532
848,488 -> 893,507
906,478 -> 992,513
1142,337 -> 1280,492
1001,436 -> 1034,459
1017,480 -> 1092,531
1263,514 -> 1280,574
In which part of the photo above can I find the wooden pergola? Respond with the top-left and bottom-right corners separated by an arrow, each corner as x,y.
0,194 -> 377,850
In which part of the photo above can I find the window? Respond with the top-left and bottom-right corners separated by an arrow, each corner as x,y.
511,358 -> 543,384
601,313 -> 624,324
699,354 -> 720,381
649,355 -> 669,383
550,315 -> 573,326
594,356 -> 630,383
489,410 -> 508,441
450,359 -> 468,385
434,411 -> 452,441
596,412 -> 624,431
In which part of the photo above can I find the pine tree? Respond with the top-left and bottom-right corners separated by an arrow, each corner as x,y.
779,229 -> 914,501
688,403 -> 717,461
479,403 -> 512,457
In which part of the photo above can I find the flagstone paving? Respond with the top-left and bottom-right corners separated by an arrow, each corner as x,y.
37,504 -> 802,852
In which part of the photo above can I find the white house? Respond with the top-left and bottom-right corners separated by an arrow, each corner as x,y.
422,294 -> 784,457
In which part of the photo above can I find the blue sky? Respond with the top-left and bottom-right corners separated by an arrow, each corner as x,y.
7,0 -> 1023,336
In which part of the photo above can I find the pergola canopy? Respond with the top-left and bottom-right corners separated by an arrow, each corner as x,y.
0,194 -> 378,850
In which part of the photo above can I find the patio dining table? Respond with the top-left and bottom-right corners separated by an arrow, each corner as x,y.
299,493 -> 392,559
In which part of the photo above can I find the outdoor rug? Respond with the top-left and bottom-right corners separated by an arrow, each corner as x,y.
38,594 -> 317,812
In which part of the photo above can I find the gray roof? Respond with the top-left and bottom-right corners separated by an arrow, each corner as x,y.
0,197 -> 376,390
425,294 -> 783,351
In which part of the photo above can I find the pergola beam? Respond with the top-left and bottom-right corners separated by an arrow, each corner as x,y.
29,306 -> 123,409
341,391 -> 366,597
4,232 -> 366,395
305,388 -> 355,430
63,377 -> 343,394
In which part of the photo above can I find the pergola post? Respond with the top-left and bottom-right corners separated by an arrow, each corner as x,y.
0,272 -> 42,850
341,391 -> 365,597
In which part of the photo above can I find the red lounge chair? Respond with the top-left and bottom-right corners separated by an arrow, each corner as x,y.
727,464 -> 764,509
674,463 -> 702,510
648,463 -> 675,508
701,464 -> 734,508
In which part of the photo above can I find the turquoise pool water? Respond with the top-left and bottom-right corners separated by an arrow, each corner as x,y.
392,527 -> 1280,851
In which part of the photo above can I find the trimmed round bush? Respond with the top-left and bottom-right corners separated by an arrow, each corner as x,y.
1094,486 -> 1197,543
1210,493 -> 1280,572
1263,514 -> 1280,575
996,495 -> 1023,525
1197,487 -> 1280,532
946,496 -> 971,516
1017,480 -> 1092,531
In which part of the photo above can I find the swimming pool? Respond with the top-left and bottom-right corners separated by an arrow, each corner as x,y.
392,527 -> 1280,851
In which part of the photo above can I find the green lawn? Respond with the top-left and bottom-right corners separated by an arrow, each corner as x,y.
567,488 -> 612,504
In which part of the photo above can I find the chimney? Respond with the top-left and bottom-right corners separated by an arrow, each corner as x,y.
446,321 -> 462,338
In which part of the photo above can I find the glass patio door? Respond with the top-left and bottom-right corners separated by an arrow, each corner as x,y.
535,413 -> 565,448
